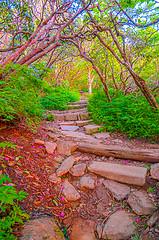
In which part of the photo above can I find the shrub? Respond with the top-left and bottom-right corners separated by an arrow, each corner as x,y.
88,90 -> 159,139
0,174 -> 29,240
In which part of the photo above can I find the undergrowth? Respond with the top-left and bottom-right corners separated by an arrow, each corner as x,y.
0,62 -> 80,123
88,90 -> 159,139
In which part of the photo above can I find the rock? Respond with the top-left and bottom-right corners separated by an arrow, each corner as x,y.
45,142 -> 57,154
60,121 -> 76,126
127,190 -> 155,215
34,139 -> 45,145
70,163 -> 87,177
88,161 -> 147,186
93,132 -> 110,139
80,174 -> 95,189
60,125 -> 79,131
84,124 -> 102,135
41,125 -> 55,132
48,132 -> 61,141
56,140 -> 77,156
147,212 -> 159,227
70,218 -> 97,240
48,173 -> 61,184
56,156 -> 75,177
20,215 -> 65,240
62,180 -> 80,201
150,163 -> 159,180
76,120 -> 91,127
103,180 -> 130,201
65,113 -> 78,121
61,131 -> 97,142
54,114 -> 65,121
102,210 -> 136,240
96,186 -> 109,204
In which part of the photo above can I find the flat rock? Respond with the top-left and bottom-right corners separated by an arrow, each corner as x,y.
48,173 -> 61,184
60,125 -> 79,131
48,132 -> 61,141
56,140 -> 77,155
127,190 -> 155,215
56,156 -> 75,177
150,163 -> 159,180
79,112 -> 90,120
42,125 -> 55,132
44,142 -> 57,154
20,215 -> 65,240
34,139 -> 45,145
96,186 -> 109,204
93,132 -> 110,139
62,180 -> 80,201
84,124 -> 101,135
103,180 -> 130,201
76,120 -> 91,127
61,130 -> 97,142
60,121 -> 76,126
88,161 -> 147,186
54,114 -> 65,121
70,217 -> 97,240
102,210 -> 136,240
70,163 -> 87,177
80,174 -> 95,189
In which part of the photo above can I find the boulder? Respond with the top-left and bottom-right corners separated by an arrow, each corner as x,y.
70,218 -> 97,240
127,190 -> 155,215
103,180 -> 130,201
62,180 -> 80,201
20,215 -> 65,240
56,140 -> 77,156
44,142 -> 57,154
150,163 -> 159,180
70,163 -> 87,177
80,174 -> 95,189
102,210 -> 136,240
56,156 -> 75,177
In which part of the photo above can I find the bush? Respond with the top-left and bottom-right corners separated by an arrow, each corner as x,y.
0,174 -> 29,240
88,90 -> 159,139
40,87 -> 80,110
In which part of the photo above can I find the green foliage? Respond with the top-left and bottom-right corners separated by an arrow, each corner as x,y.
0,63 -> 80,123
88,90 -> 159,139
40,87 -> 80,110
45,113 -> 55,121
0,174 -> 29,240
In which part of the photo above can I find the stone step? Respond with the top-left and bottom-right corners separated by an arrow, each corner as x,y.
84,124 -> 102,135
52,107 -> 87,114
54,112 -> 90,121
68,101 -> 88,105
59,120 -> 92,127
88,161 -> 147,186
67,104 -> 87,110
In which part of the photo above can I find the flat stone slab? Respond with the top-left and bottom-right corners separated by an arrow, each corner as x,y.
60,121 -> 76,126
20,215 -> 65,240
56,140 -> 78,155
60,125 -> 79,131
80,174 -> 95,189
76,120 -> 91,127
93,132 -> 110,139
102,210 -> 136,240
150,163 -> 159,180
62,180 -> 80,201
103,180 -> 130,201
127,190 -> 155,215
56,156 -> 75,177
84,124 -> 102,135
44,142 -> 57,154
70,163 -> 87,177
88,161 -> 147,186
61,131 -> 98,142
54,114 -> 65,121
65,113 -> 79,121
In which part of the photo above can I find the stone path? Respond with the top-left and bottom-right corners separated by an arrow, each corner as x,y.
21,99 -> 159,240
